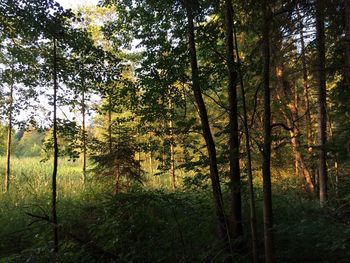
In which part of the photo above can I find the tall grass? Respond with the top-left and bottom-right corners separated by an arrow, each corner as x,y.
0,156 -> 84,200
0,156 -> 349,262
0,157 -> 86,257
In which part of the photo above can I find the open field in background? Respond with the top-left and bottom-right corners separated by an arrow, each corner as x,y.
0,156 -> 181,196
0,157 -> 84,198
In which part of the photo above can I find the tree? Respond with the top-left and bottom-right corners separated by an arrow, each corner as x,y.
262,1 -> 274,261
183,0 -> 229,243
0,9 -> 41,193
297,3 -> 313,147
4,58 -> 14,193
223,0 -> 243,242
232,7 -> 258,262
91,121 -> 143,194
315,0 -> 328,205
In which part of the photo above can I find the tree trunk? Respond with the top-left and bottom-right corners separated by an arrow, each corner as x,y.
329,107 -> 339,197
4,72 -> 13,193
223,0 -> 242,241
293,83 -> 300,178
82,90 -> 87,184
275,66 -> 315,193
169,98 -> 176,190
108,94 -> 112,155
52,37 -> 59,253
289,126 -> 315,192
137,128 -> 141,178
316,0 -> 328,206
184,1 -> 229,242
233,12 -> 258,263
335,156 -> 339,198
262,4 -> 274,262
297,5 -> 312,147
170,140 -> 175,190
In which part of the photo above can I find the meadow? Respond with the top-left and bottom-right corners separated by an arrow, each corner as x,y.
0,157 -> 349,262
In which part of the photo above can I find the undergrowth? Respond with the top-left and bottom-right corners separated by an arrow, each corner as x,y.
0,157 -> 349,262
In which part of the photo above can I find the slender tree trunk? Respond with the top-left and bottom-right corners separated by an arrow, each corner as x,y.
293,84 -> 300,177
137,128 -> 141,178
329,107 -> 339,197
262,4 -> 274,262
170,140 -> 175,190
138,151 -> 141,177
316,0 -> 328,206
233,13 -> 258,263
4,74 -> 13,193
298,6 -> 312,146
289,127 -> 315,192
335,156 -> 339,197
52,37 -> 59,253
169,122 -> 176,190
108,94 -> 112,154
82,90 -> 87,184
345,0 -> 350,87
184,1 -> 229,242
279,104 -> 315,192
169,98 -> 176,190
223,0 -> 242,241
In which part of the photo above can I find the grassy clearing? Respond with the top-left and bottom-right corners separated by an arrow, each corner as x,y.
0,157 -> 85,259
0,157 -> 349,262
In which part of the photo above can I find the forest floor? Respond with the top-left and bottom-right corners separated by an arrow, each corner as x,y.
0,157 -> 350,262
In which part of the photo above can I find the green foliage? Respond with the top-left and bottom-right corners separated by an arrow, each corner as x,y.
1,163 -> 349,262
90,123 -> 143,192
14,129 -> 44,157
41,121 -> 81,161
1,0 -> 350,262
86,190 -> 217,262
0,124 -> 7,155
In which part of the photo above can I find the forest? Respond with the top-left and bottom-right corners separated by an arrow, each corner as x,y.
0,0 -> 350,262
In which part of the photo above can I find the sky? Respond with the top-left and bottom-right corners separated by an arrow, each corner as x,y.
56,0 -> 99,9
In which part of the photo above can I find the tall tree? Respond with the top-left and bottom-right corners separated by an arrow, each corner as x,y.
262,1 -> 274,261
232,11 -> 258,262
315,0 -> 328,205
297,5 -> 312,147
223,0 -> 242,241
81,87 -> 87,183
4,60 -> 13,193
169,97 -> 176,190
51,35 -> 59,253
183,0 -> 229,242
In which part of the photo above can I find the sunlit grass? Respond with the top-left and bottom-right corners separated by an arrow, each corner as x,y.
0,156 -> 84,200
0,156 -> 84,257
